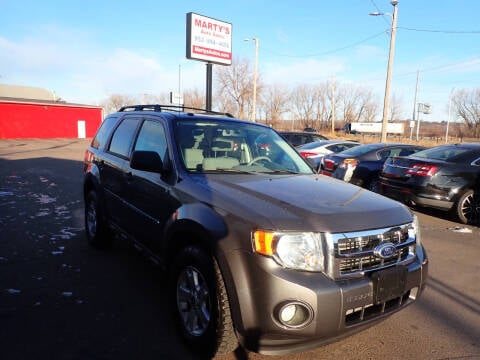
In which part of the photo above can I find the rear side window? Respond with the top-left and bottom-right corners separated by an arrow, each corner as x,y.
108,118 -> 139,158
414,146 -> 475,162
312,134 -> 327,141
378,147 -> 410,160
91,116 -> 118,149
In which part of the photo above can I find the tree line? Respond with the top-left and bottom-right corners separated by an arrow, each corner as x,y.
101,58 -> 480,136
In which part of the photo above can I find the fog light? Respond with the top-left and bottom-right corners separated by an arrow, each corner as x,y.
280,304 -> 297,323
277,302 -> 312,328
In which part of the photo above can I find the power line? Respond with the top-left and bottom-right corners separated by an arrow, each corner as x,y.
398,27 -> 480,34
364,57 -> 480,84
370,0 -> 392,27
262,31 -> 387,58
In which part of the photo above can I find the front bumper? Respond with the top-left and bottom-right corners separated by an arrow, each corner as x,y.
223,246 -> 428,355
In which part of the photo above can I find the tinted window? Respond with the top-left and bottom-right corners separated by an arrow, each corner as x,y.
340,143 -> 383,157
413,145 -> 477,162
134,120 -> 168,161
328,143 -> 358,153
300,141 -> 329,150
378,147 -> 409,160
108,118 -> 139,158
91,116 -> 118,149
311,134 -> 327,142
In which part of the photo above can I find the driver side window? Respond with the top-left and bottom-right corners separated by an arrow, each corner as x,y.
134,120 -> 168,162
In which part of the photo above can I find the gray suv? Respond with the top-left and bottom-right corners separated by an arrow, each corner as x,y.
83,105 -> 428,357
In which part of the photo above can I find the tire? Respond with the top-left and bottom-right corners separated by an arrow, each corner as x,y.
170,246 -> 237,357
84,190 -> 112,248
368,178 -> 379,193
453,189 -> 480,224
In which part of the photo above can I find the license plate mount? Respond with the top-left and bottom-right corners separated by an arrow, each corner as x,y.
371,266 -> 408,304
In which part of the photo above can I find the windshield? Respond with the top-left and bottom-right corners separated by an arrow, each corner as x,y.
174,119 -> 313,174
339,143 -> 383,157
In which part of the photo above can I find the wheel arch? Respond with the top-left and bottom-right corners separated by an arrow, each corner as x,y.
163,202 -> 229,266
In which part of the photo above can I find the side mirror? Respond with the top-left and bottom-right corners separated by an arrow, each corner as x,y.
130,150 -> 164,173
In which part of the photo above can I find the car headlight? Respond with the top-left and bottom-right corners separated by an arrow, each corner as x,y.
253,231 -> 326,272
409,214 -> 421,245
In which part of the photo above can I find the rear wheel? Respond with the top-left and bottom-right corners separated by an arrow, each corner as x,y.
368,178 -> 379,193
170,246 -> 237,357
84,190 -> 112,248
453,190 -> 480,224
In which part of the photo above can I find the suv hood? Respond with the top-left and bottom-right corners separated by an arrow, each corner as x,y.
191,174 -> 412,233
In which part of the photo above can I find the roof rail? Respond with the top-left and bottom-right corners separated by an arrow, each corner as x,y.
117,104 -> 234,117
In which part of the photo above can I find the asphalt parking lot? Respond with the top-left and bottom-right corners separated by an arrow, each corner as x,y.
1,139 -> 479,360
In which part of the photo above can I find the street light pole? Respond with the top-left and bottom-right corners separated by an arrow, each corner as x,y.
372,0 -> 399,143
245,37 -> 259,122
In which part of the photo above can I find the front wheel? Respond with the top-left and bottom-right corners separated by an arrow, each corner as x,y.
170,246 -> 237,357
453,189 -> 480,224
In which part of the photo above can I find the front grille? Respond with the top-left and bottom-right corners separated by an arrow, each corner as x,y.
338,247 -> 410,274
345,290 -> 412,326
329,223 -> 417,279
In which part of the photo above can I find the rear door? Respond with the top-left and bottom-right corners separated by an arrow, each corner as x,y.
101,116 -> 141,226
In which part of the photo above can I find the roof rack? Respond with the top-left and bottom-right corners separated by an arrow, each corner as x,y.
117,104 -> 234,118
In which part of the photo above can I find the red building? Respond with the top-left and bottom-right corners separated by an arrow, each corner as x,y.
0,84 -> 103,139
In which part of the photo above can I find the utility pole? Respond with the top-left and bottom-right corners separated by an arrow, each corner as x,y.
380,0 -> 399,143
446,88 -> 455,143
411,70 -> 419,140
331,78 -> 336,134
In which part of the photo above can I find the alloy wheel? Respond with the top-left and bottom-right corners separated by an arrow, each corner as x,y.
176,265 -> 211,337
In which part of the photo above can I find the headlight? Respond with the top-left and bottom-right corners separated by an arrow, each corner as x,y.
409,214 -> 421,245
253,231 -> 326,272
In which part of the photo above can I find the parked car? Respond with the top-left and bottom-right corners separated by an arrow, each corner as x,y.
83,105 -> 428,357
379,143 -> 480,224
321,143 -> 426,192
278,131 -> 328,147
298,140 -> 360,169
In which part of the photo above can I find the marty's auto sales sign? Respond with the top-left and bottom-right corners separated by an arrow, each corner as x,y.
186,12 -> 232,66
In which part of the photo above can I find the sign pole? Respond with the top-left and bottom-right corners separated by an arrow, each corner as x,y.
206,63 -> 213,111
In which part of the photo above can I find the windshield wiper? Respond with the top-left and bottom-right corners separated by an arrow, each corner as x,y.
258,169 -> 300,174
204,168 -> 257,174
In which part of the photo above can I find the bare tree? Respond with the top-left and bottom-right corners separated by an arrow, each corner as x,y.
183,88 -> 205,109
337,85 -> 379,123
291,84 -> 317,130
363,100 -> 378,122
261,83 -> 290,128
453,88 -> 480,137
389,93 -> 404,121
313,82 -> 331,130
338,85 -> 362,123
214,57 -> 262,120
101,94 -> 137,115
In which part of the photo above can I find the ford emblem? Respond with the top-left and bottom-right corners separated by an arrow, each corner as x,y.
374,242 -> 397,259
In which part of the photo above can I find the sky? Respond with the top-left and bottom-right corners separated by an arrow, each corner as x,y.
1,0 -> 479,123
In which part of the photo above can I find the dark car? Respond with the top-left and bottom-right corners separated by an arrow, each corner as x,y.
278,131 -> 328,147
379,143 -> 480,224
320,143 -> 426,192
83,105 -> 428,357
